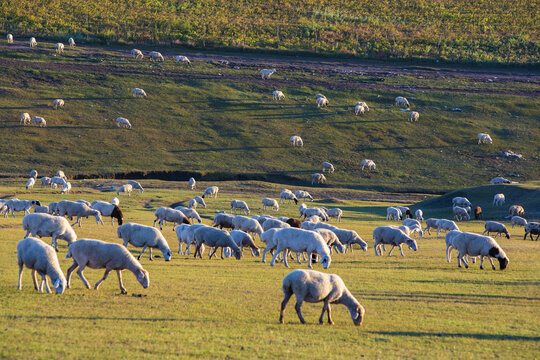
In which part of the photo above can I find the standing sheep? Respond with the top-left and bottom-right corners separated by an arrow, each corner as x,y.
493,193 -> 505,206
175,55 -> 191,65
290,135 -> 303,147
61,182 -> 72,194
453,206 -> 470,221
482,221 -> 510,239
361,159 -> 376,171
68,37 -> 75,47
270,228 -> 331,269
116,184 -> 133,196
56,200 -> 104,227
20,112 -> 31,125
478,133 -> 493,144
373,226 -> 418,256
395,96 -> 410,108
232,215 -> 264,239
193,227 -> 242,260
192,196 -> 206,208
279,190 -> 298,205
294,190 -> 313,202
436,219 -> 460,237
32,116 -> 46,127
53,99 -> 65,110
153,207 -> 190,230
326,208 -> 343,222
524,223 -> 540,241
188,177 -> 196,190
117,223 -> 172,261
29,37 -> 37,47
55,43 -> 64,54
230,230 -> 260,256
446,231 -> 509,270
132,88 -> 147,98
4,199 -> 41,217
22,213 -> 77,252
7,33 -> 13,43
316,94 -> 329,108
262,198 -> 279,211
26,177 -> 36,190
131,49 -> 144,59
174,206 -> 202,224
511,216 -> 527,229
273,90 -> 285,100
408,111 -> 419,122
127,180 -> 144,193
230,200 -> 250,215
474,206 -> 483,220
311,173 -> 326,184
149,51 -> 164,62
354,101 -> 369,115
41,177 -> 51,187
322,162 -> 335,173
116,117 -> 132,129
415,209 -> 423,222
386,207 -> 402,221
91,201 -> 123,225
202,186 -> 219,199
260,69 -> 276,79
509,205 -> 525,217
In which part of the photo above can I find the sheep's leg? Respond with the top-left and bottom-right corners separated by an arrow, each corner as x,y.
399,244 -> 405,257
51,235 -> 59,252
148,248 -> 153,260
42,275 -> 51,293
296,252 -> 302,264
279,289 -> 293,324
295,300 -> 306,324
24,230 -> 30,238
31,269 -> 39,291
116,270 -> 127,294
94,269 -> 111,290
66,261 -> 78,288
387,245 -> 396,256
220,247 -> 224,259
138,246 -> 148,260
282,250 -> 290,268
307,253 -> 313,269
209,247 -> 218,259
178,242 -> 182,254
153,218 -> 158,227
446,246 -> 452,263
77,265 -> 91,289
262,246 -> 271,263
17,264 -> 23,290
270,250 -> 282,267
487,256 -> 495,270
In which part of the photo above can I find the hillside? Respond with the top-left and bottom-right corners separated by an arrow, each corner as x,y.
0,42 -> 538,192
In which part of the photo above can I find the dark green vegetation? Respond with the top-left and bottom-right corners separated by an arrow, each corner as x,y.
1,0 -> 538,64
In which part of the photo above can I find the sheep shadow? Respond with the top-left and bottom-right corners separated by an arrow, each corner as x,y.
369,331 -> 540,342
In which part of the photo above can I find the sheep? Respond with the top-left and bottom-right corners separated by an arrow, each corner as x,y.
22,213 -> 77,252
414,209 -> 424,222
302,207 -> 328,221
482,221 -> 510,239
153,207 -> 190,230
192,196 -> 206,208
361,159 -> 376,171
452,197 -> 472,208
32,116 -> 46,127
117,223 -> 172,261
386,207 -> 402,221
175,55 -> 191,65
294,190 -> 313,202
174,206 -> 202,224
116,117 -> 132,129
230,200 -> 250,215
176,224 -> 208,255
131,49 -> 144,59
260,69 -> 276,79
493,193 -> 505,206
187,198 -> 198,209
305,215 -> 321,223
262,198 -> 279,211
232,215 -> 264,238
395,206 -> 411,218
478,133 -> 493,144
395,96 -> 410,108
511,216 -> 527,229
66,238 -> 149,294
56,170 -> 67,180
29,37 -> 37,47
149,51 -> 164,62
354,101 -> 369,115
202,186 -> 219,199
325,208 -> 343,222
7,33 -> 13,43
52,99 -> 64,110
273,90 -> 285,100
193,227 -> 242,260
61,181 -> 72,194
446,231 -> 509,270
48,202 -> 58,215
509,205 -> 525,217
373,226 -> 418,256
56,200 -> 104,227
474,206 -> 482,220
436,219 -> 460,237
280,189 -> 298,204
313,228 -> 344,254
286,218 -> 302,228
322,162 -> 335,173
40,176 -> 51,187
327,227 -> 367,253
280,269 -> 365,325
290,135 -> 303,147
76,200 -> 91,206
316,94 -> 329,108
524,222 -> 540,241
491,177 -> 511,184
91,200 -> 124,225
270,228 -> 331,269
408,111 -> 419,122
262,218 -> 291,232
403,219 -> 424,236
230,230 -> 259,256
34,205 -> 49,214
311,173 -> 326,184
17,237 -> 66,294
126,180 -> 144,193
111,197 -> 120,206
4,199 -> 41,217
26,177 -> 36,190
453,206 -> 470,221
188,177 -> 196,190
260,228 -> 281,263
117,184 -> 133,196
50,176 -> 66,189
20,112 -> 31,125
132,88 -> 147,98
67,37 -> 75,47
55,42 -> 64,54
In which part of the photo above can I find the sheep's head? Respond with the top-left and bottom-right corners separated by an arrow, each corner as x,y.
293,198 -> 298,205
233,247 -> 243,260
406,238 -> 418,251
320,255 -> 331,269
489,247 -> 509,270
53,277 -> 66,294
137,269 -> 150,288
33,200 -> 41,206
162,249 -> 172,261
504,231 -> 511,239
351,305 -> 365,326
182,216 -> 190,225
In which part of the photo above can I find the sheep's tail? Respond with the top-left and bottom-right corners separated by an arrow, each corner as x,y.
65,247 -> 72,259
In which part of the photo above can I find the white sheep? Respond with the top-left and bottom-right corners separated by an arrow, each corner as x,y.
149,51 -> 164,62
127,180 -> 144,193
176,224 -> 208,255
91,200 -> 124,225
452,197 -> 472,208
322,162 -> 335,173
260,228 -> 281,263
232,215 -> 264,239
524,222 -> 540,241
40,177 -> 51,187
280,189 -> 298,204
50,176 -> 66,189
445,231 -> 509,270
56,170 -> 67,180
7,33 -> 13,43
193,227 -> 242,260
132,88 -> 147,98
202,186 -> 219,199
153,207 -> 190,230
422,218 -> 440,235
386,207 -> 402,221
260,69 -> 276,79
373,226 -> 418,256
4,199 -> 41,217
55,43 -> 64,54
313,228 -> 344,254
511,216 -> 527,229
66,238 -> 150,293
17,237 -> 66,294
131,49 -> 144,59
111,197 -> 120,206
395,96 -> 409,108
187,198 -> 198,209
326,208 -> 342,222
32,116 -> 46,127
230,200 -> 250,215
213,213 -> 235,229
117,223 -> 172,261
273,90 -> 285,100
229,230 -> 260,256
29,37 -> 37,47
402,219 -> 423,233
193,196 -> 206,208
262,218 -> 291,232
415,209 -> 423,222
56,200 -> 104,227
20,112 -> 31,125
175,55 -> 191,65
34,205 -> 49,214
361,159 -> 376,171
316,94 -> 329,108
493,193 -> 505,206
302,207 -> 328,221
22,213 -> 77,252
328,227 -> 367,253
509,205 -> 525,217
436,219 -> 460,237
279,269 -> 365,325
117,184 -> 133,196
290,135 -> 303,147
52,98 -> 64,110
482,221 -> 510,239
478,133 -> 493,144
116,117 -> 132,129
294,190 -> 313,202
61,181 -> 72,194
270,228 -> 331,269
26,177 -> 35,190
174,206 -> 202,224
408,111 -> 419,122
48,202 -> 58,215
67,37 -> 75,47
453,206 -> 470,221
354,101 -> 369,115
262,198 -> 279,211
491,177 -> 511,184
188,177 -> 196,190
311,173 -> 326,184
29,169 -> 38,178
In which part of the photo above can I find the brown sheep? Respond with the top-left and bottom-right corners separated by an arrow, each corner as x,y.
474,206 -> 482,220
286,218 -> 302,228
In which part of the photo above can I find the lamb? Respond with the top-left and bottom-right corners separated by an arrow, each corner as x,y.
111,197 -> 120,206
260,69 -> 276,79
127,180 -> 144,193
511,216 -> 527,229
280,189 -> 298,204
509,205 -> 525,217
262,198 -> 279,211
436,219 -> 460,237
491,177 -> 511,184
56,200 -> 104,227
294,190 -> 313,202
4,199 -> 41,217
193,227 -> 242,260
188,177 -> 196,190
326,208 -> 343,222
149,51 -> 164,62
386,207 -> 402,221
91,200 -> 124,225
131,49 -> 144,59
290,135 -> 303,147
270,228 -> 331,269
202,186 -> 219,199
452,197 -> 472,208
153,207 -> 190,230
311,173 -> 326,184
273,90 -> 285,100
53,99 -> 64,110
230,200 -> 250,215
230,230 -> 259,256
7,33 -> 13,43
116,117 -> 132,129
354,101 -> 369,115
29,37 -> 37,47
68,37 -> 75,47
482,221 -> 510,239
286,218 -> 302,228
176,224 -> 208,255
279,269 -> 365,325
17,237 -> 66,294
474,206 -> 482,220
61,181 -> 72,194
361,159 -> 376,171
132,88 -> 147,98
232,215 -> 264,239
117,223 -> 172,261
478,133 -> 493,144
373,226 -> 418,256
22,213 -> 77,252
26,177 -> 35,190
408,111 -> 419,122
34,205 -> 49,214
192,196 -> 206,208
20,112 -> 31,125
316,94 -> 329,108
175,55 -> 191,65
445,231 -> 509,270
55,42 -> 64,54
174,206 -> 202,223
41,177 -> 51,187
415,209 -> 423,222
322,162 -> 335,173
32,116 -> 46,127
524,222 -> 540,241
116,184 -> 133,196
66,238 -> 149,294
453,206 -> 470,221
395,96 -> 410,108
493,193 -> 505,206
262,218 -> 291,232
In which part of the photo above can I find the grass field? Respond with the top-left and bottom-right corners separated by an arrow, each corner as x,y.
1,179 -> 539,359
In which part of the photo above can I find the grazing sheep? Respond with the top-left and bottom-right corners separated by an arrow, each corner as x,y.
61,181 -> 72,194
509,205 -> 525,217
91,201 -> 123,225
116,117 -> 132,129
286,218 -> 303,228
39,177 -> 51,188
20,112 -> 31,125
190,196 -> 206,209
361,159 -> 376,171
478,133 -> 493,144
373,226 -> 418,256
415,209 -> 423,222
4,199 -> 41,218
326,208 -> 343,222
311,173 -> 326,184
446,231 -> 509,270
202,186 -> 219,199
403,219 -> 423,234
452,197 -> 471,208
153,207 -> 190,230
213,212 -> 235,229
230,230 -> 259,256
230,200 -> 250,215
395,206 -> 411,218
453,206 -> 470,221
280,189 -> 298,205
131,49 -> 144,59
127,180 -> 144,193
262,218 -> 291,232
482,221 -> 510,239
422,218 -> 440,235
193,227 -> 241,260
68,37 -> 75,47
474,206 -> 483,220
232,215 -> 264,239
491,177 -> 511,184
29,37 -> 37,47
132,88 -> 147,98
280,269 -> 365,325
511,216 -> 527,229
7,33 -> 13,43
270,228 -> 331,269
302,207 -> 329,222
66,238 -> 149,294
117,223 -> 172,261
32,116 -> 46,127
436,219 -> 460,237
48,202 -> 58,215
29,169 -> 38,178
260,228 -> 281,263
53,99 -> 64,110
174,207 -> 202,224
354,101 -> 369,115
313,228 -> 344,254
294,190 -> 313,202
316,94 -> 329,108
322,162 -> 335,173
26,177 -> 36,190
188,177 -> 196,190
524,222 -> 540,241
260,69 -> 276,79
290,135 -> 303,147
56,170 -> 67,180
22,213 -> 77,252
395,96 -> 410,108
262,198 -> 279,211
175,55 -> 191,65
306,215 -> 321,223
117,184 -> 133,196
493,193 -> 505,206
273,90 -> 285,100
408,111 -> 419,122
176,224 -> 208,255
34,205 -> 49,214
386,207 -> 402,221
149,51 -> 164,62
55,43 -> 64,54
56,200 -> 104,227
17,237 -> 66,294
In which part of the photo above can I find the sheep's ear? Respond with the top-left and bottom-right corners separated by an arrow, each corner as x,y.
489,247 -> 500,257
137,271 -> 145,279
